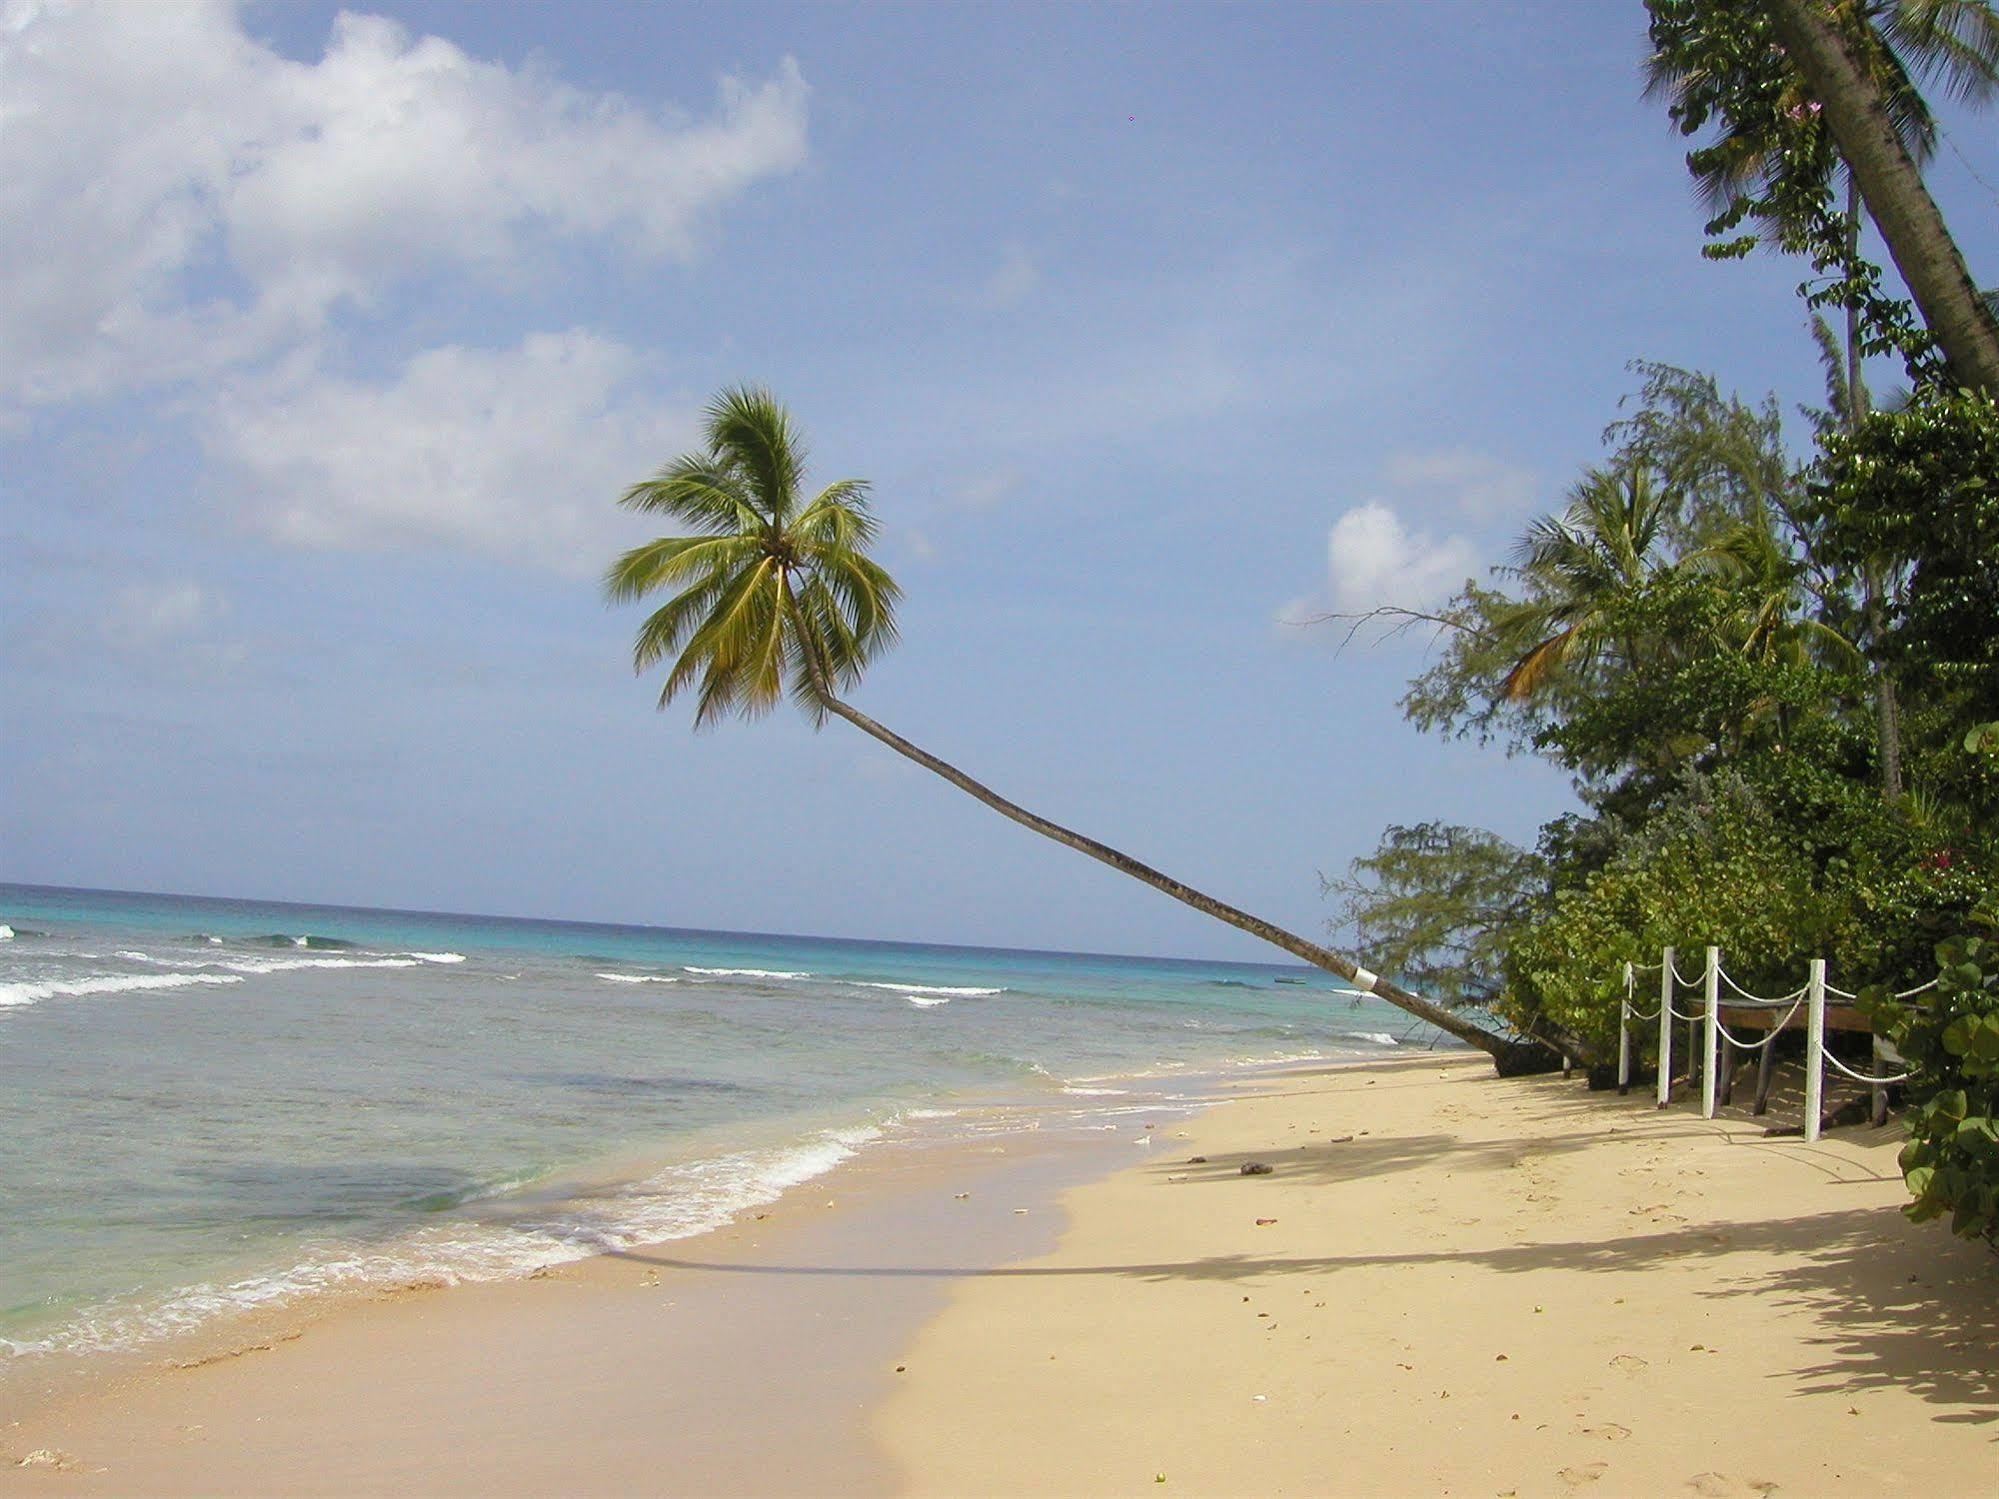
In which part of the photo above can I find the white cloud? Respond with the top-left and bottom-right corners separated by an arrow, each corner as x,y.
1277,501 -> 1478,629
0,0 -> 808,405
1380,450 -> 1536,517
1321,502 -> 1478,610
202,330 -> 693,569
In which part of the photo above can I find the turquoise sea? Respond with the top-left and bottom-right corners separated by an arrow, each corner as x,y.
0,883 -> 1437,1373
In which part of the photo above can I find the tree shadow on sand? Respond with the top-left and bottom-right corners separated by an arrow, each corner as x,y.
608,1201 -> 1998,1421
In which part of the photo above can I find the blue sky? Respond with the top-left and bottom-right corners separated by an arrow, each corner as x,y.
5,1 -> 1996,959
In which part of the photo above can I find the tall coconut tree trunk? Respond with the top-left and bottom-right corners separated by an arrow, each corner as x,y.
1842,177 -> 1905,800
1764,0 -> 1999,391
819,694 -> 1576,1074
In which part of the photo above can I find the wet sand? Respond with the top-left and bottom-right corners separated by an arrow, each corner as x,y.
0,1119 -> 1144,1496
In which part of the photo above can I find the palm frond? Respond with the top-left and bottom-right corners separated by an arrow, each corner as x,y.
705,386 -> 804,526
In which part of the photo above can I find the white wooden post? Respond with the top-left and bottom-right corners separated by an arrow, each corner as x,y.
1804,959 -> 1826,1144
1656,946 -> 1675,1108
1702,946 -> 1720,1120
1617,961 -> 1633,1095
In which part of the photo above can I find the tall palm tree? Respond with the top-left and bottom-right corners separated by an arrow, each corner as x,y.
1764,0 -> 1999,388
1649,0 -> 1999,388
606,387 -> 1570,1074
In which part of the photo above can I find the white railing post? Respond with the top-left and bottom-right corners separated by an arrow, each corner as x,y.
1657,946 -> 1675,1109
1804,959 -> 1826,1144
1618,961 -> 1633,1095
1702,945 -> 1720,1120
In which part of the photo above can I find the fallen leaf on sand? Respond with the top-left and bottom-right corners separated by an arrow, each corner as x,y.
1255,1217 -> 1278,1226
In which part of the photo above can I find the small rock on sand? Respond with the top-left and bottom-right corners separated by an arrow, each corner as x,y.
1241,1162 -> 1273,1175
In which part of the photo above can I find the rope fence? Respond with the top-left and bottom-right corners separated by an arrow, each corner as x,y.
1615,947 -> 1933,1143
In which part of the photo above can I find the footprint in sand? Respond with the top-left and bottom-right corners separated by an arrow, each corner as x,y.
1686,1474 -> 1779,1497
1608,1354 -> 1648,1373
1558,1461 -> 1609,1486
1572,1422 -> 1632,1442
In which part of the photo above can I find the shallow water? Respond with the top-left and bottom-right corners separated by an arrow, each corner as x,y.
0,883 -> 1438,1368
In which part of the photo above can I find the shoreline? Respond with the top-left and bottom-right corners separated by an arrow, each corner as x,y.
0,1055 -> 1272,1493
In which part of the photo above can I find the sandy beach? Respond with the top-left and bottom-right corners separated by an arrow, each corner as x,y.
6,1054 -> 1995,1497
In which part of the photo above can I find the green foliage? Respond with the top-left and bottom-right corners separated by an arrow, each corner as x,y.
1501,775 -> 1844,1053
1809,388 -> 1999,728
1862,899 -> 1999,1240
1642,0 -> 1987,377
606,386 -> 901,725
1324,824 -> 1547,1010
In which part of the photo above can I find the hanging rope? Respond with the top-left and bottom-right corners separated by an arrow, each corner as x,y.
1667,1000 -> 1706,1023
1818,1044 -> 1912,1086
1712,992 -> 1807,1050
1716,968 -> 1808,1006
1670,958 -> 1706,988
1623,1001 -> 1663,1022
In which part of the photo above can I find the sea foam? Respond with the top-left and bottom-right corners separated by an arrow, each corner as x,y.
853,981 -> 1004,997
2,1121 -> 887,1362
0,972 -> 246,1009
683,966 -> 811,980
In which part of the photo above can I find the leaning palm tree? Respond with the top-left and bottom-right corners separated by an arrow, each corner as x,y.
606,387 -> 1569,1074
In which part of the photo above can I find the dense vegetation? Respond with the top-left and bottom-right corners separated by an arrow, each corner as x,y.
1331,0 -> 1999,1239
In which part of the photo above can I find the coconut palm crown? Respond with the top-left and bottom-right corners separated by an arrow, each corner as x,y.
604,385 -> 901,727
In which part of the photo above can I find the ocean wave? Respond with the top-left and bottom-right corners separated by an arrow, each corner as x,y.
0,1122 -> 886,1362
1338,1031 -> 1400,1047
682,966 -> 811,980
399,952 -> 466,964
1060,1085 -> 1130,1096
0,925 -> 12,941
907,995 -> 951,1008
101,949 -> 417,976
251,934 -> 360,951
595,972 -> 680,985
221,956 -> 423,975
851,981 -> 1004,997
0,972 -> 246,1009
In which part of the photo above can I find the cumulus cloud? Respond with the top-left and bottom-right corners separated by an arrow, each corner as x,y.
202,330 -> 693,569
0,0 -> 808,405
1319,502 -> 1478,610
1276,501 -> 1478,629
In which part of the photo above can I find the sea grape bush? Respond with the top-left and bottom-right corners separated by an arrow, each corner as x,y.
1863,899 -> 1999,1243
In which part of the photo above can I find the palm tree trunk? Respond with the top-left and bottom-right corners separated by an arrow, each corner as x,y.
1764,0 -> 1999,392
1842,179 -> 1904,801
820,694 -> 1577,1073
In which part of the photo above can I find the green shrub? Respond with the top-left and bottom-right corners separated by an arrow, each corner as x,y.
1863,899 -> 1999,1243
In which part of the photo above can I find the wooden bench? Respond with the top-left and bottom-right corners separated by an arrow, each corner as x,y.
1716,1002 -> 1901,1126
